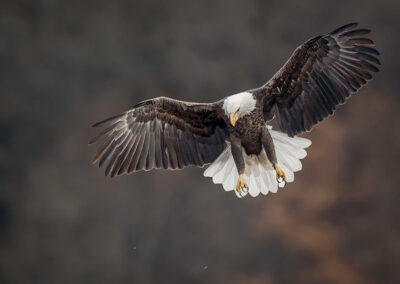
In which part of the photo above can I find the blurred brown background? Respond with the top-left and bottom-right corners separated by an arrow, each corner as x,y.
1,0 -> 399,283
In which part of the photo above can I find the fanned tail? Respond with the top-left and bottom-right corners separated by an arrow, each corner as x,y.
204,127 -> 311,197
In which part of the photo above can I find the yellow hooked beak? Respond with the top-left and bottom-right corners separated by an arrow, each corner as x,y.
230,112 -> 239,127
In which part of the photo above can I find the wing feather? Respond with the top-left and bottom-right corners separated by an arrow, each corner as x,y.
263,23 -> 380,136
90,97 -> 228,176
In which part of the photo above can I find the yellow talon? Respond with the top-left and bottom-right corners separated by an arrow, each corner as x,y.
235,174 -> 248,198
275,164 -> 286,183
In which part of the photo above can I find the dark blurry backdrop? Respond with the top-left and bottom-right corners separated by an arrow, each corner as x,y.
1,0 -> 399,283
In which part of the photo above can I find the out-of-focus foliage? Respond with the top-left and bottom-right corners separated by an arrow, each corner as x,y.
0,0 -> 399,283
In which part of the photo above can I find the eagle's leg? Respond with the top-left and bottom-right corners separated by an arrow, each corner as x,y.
236,174 -> 248,196
261,127 -> 286,186
230,136 -> 248,198
275,164 -> 286,185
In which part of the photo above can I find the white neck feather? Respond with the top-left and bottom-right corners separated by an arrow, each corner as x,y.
223,92 -> 256,118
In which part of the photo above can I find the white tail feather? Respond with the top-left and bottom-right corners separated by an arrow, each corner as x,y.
203,127 -> 311,198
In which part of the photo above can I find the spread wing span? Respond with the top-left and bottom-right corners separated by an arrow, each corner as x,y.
90,97 -> 228,177
263,23 -> 380,136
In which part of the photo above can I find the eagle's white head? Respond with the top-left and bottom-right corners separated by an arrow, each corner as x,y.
222,92 -> 256,126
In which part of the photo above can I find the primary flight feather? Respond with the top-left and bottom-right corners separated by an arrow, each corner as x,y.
90,23 -> 380,198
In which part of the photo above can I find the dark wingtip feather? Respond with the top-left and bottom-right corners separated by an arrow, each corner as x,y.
347,38 -> 375,46
362,61 -> 380,72
330,22 -> 358,35
339,29 -> 371,38
89,122 -> 124,145
351,46 -> 380,56
92,112 -> 126,127
88,133 -> 105,146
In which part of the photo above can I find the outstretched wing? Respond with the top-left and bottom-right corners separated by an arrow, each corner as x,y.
90,97 -> 228,177
263,23 -> 380,136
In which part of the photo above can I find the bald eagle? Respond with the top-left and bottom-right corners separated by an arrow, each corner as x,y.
89,23 -> 379,198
